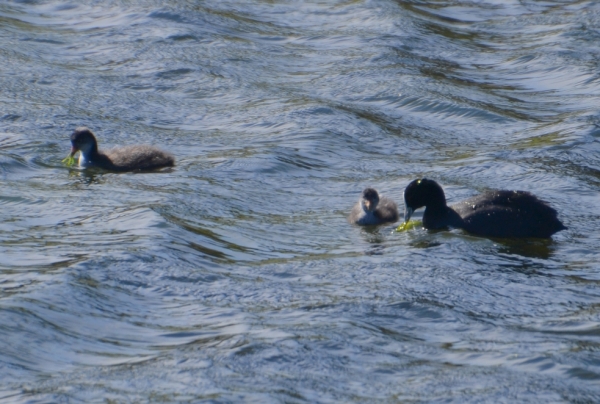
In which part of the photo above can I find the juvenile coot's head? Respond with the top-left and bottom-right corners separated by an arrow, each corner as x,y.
361,187 -> 380,212
70,127 -> 98,157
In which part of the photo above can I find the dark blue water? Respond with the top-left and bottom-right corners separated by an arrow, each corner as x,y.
1,0 -> 600,402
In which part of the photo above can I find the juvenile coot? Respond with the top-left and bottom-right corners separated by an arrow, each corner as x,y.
403,178 -> 566,238
69,127 -> 175,172
348,188 -> 399,225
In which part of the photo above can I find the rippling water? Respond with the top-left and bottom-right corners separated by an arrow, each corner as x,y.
2,0 -> 600,402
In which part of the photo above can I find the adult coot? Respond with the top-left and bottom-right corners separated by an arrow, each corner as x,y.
403,178 -> 566,238
348,188 -> 399,225
68,127 -> 175,172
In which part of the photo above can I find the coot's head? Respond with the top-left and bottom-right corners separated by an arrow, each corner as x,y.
361,188 -> 380,212
70,127 -> 98,157
403,178 -> 446,222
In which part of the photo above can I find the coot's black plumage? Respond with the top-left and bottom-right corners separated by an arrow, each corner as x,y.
403,179 -> 566,238
348,188 -> 399,226
69,127 -> 175,172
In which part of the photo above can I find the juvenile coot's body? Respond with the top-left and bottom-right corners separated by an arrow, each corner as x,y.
349,188 -> 399,226
69,127 -> 175,172
403,179 -> 566,238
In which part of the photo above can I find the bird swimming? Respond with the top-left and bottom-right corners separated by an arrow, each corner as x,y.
348,187 -> 399,226
403,178 -> 566,238
67,127 -> 175,172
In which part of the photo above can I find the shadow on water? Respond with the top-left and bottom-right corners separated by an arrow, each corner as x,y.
358,225 -> 396,255
66,165 -> 176,185
405,227 -> 557,260
67,168 -> 106,186
494,237 -> 557,260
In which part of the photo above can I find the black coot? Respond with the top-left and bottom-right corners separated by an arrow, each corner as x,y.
403,179 -> 566,238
